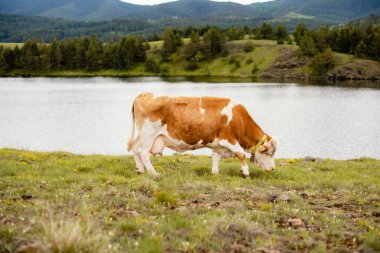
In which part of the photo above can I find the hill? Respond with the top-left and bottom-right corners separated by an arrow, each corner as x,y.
1,0 -> 379,25
0,0 -> 145,21
0,148 -> 379,252
2,38 -> 379,81
250,0 -> 380,23
0,14 -> 153,42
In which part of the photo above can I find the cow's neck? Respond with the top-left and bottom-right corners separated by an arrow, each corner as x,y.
245,116 -> 271,148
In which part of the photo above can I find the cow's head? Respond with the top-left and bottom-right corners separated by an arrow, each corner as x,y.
250,137 -> 277,172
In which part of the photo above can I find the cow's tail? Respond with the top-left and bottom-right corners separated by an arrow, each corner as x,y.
127,102 -> 135,152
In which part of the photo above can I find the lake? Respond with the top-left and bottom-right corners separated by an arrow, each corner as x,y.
0,77 -> 379,159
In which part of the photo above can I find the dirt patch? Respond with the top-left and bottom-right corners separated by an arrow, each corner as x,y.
330,60 -> 380,80
260,47 -> 310,79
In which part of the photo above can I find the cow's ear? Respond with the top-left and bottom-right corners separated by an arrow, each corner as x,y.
258,144 -> 268,152
269,138 -> 277,153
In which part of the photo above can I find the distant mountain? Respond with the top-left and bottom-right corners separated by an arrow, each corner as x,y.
127,0 -> 255,20
0,14 -> 153,42
348,14 -> 380,30
0,0 -> 145,21
1,0 -> 380,23
250,0 -> 380,23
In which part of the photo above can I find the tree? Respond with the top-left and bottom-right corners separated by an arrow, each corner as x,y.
368,27 -> 380,60
257,23 -> 273,39
183,31 -> 201,61
162,28 -> 182,61
294,23 -> 308,45
315,26 -> 329,52
275,24 -> 288,44
145,57 -> 160,73
310,48 -> 335,77
202,27 -> 224,58
0,46 -> 5,73
85,36 -> 103,71
21,40 -> 41,71
117,36 -> 147,70
355,40 -> 368,58
49,38 -> 62,70
297,34 -> 317,57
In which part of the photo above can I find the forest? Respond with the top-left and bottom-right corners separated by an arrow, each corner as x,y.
0,21 -> 379,76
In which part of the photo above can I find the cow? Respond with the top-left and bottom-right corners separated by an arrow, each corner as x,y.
127,92 -> 277,177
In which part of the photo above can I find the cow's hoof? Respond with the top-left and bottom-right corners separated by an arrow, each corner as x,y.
136,169 -> 144,174
150,173 -> 160,179
240,171 -> 250,178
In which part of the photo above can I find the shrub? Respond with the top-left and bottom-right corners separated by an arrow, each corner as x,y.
297,34 -> 317,57
243,41 -> 254,52
145,57 -> 160,73
185,58 -> 198,71
228,56 -> 236,64
310,48 -> 335,76
252,63 -> 259,75
156,192 -> 176,206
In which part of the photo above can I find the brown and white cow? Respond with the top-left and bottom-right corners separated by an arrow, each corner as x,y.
127,92 -> 277,177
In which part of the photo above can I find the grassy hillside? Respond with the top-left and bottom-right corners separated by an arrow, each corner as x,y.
2,39 -> 379,80
0,149 -> 379,252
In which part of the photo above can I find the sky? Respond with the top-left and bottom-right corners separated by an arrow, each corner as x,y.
121,0 -> 272,5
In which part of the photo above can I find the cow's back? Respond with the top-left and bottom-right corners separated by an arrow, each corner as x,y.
134,93 -> 233,145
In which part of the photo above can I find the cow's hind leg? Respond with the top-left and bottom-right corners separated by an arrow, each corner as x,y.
138,132 -> 160,177
131,137 -> 145,174
219,140 -> 250,178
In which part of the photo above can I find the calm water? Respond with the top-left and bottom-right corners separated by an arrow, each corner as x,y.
1,77 -> 379,159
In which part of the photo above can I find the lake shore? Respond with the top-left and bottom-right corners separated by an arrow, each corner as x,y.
1,40 -> 379,82
1,148 -> 379,252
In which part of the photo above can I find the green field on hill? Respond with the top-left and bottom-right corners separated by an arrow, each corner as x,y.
1,149 -> 379,252
2,38 -> 379,80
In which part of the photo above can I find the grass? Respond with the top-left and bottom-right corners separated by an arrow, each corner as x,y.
0,148 -> 379,252
2,39 -> 379,80
0,43 -> 24,48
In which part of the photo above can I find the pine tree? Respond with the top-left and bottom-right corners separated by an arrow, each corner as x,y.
49,38 -> 62,70
275,24 -> 288,44
294,23 -> 308,45
202,27 -> 224,58
355,40 -> 368,58
162,28 -> 182,61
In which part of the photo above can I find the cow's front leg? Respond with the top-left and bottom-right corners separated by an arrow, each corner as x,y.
211,150 -> 221,174
131,137 -> 145,174
236,153 -> 250,178
219,140 -> 250,178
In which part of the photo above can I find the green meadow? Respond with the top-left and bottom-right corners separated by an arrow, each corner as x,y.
1,149 -> 379,252
3,39 -> 378,80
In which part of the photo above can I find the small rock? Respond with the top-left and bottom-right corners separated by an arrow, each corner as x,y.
276,194 -> 291,202
255,247 -> 281,253
269,193 -> 290,202
288,218 -> 305,228
1,215 -> 16,224
304,156 -> 323,163
105,180 -> 113,185
129,210 -> 140,217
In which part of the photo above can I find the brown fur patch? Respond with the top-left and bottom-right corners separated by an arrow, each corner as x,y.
133,92 -> 267,151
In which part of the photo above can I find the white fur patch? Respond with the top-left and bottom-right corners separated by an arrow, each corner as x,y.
218,139 -> 245,155
221,99 -> 239,125
199,98 -> 206,116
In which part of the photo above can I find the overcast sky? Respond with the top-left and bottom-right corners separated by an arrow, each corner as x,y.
121,0 -> 272,5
